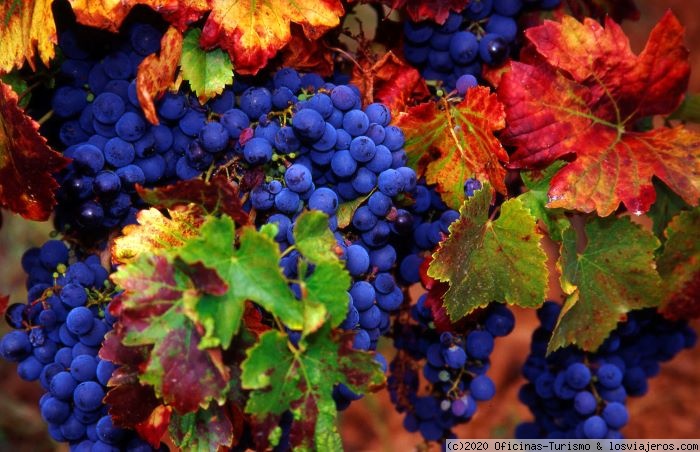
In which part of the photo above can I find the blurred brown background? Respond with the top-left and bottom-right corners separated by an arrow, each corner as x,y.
1,1 -> 699,450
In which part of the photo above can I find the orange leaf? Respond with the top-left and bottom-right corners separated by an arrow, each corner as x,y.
68,0 -> 208,33
200,0 -> 344,75
499,12 -> 700,216
0,0 -> 57,73
351,51 -> 429,116
397,87 -> 507,209
136,26 -> 184,125
279,28 -> 334,77
0,82 -> 69,220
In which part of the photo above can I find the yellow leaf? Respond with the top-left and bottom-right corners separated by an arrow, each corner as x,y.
0,0 -> 57,73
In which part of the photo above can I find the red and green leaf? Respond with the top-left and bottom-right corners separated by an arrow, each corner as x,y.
241,326 -> 384,450
550,217 -> 662,353
0,81 -> 69,220
0,0 -> 56,73
428,184 -> 548,321
169,404 -> 235,451
398,87 -> 508,209
499,12 -> 700,216
136,26 -> 184,125
657,207 -> 700,320
137,174 -> 249,226
111,253 -> 230,413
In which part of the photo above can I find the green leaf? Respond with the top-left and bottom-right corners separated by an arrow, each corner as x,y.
0,72 -> 29,107
549,217 -> 662,353
180,29 -> 233,103
427,184 -> 548,320
112,255 -> 229,413
303,261 -> 351,330
336,189 -> 374,229
657,207 -> 700,319
178,216 -> 304,346
241,327 -> 384,450
648,178 -> 691,242
294,210 -> 338,263
169,404 -> 234,451
668,92 -> 700,123
519,162 -> 570,241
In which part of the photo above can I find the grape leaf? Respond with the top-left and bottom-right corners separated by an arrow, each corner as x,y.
668,93 -> 700,124
499,12 -> 700,216
178,216 -> 304,344
68,0 -> 209,33
519,162 -> 570,241
0,72 -> 30,108
279,29 -> 334,77
0,81 -> 69,220
200,0 -> 344,75
336,190 -> 374,229
377,0 -> 468,24
294,210 -> 339,264
111,206 -> 205,265
180,29 -> 234,103
103,377 -> 168,445
398,87 -> 508,210
0,0 -> 56,73
549,217 -> 662,353
137,174 -> 249,226
136,26 -> 184,125
241,327 -> 384,450
565,0 -> 639,23
112,254 -> 230,413
351,51 -> 429,116
657,207 -> 700,321
648,179 -> 690,241
427,183 -> 548,320
169,404 -> 234,451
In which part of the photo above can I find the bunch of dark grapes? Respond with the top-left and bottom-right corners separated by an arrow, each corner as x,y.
0,240 -> 165,451
388,294 -> 515,441
402,0 -> 561,91
516,301 -> 697,439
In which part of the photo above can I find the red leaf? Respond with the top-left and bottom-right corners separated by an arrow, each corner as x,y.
0,82 -> 69,220
379,0 -> 468,24
397,87 -> 508,209
499,12 -> 699,216
135,405 -> 172,449
565,0 -> 639,23
0,294 -> 9,318
279,29 -> 334,77
104,381 -> 164,428
136,27 -> 184,125
351,51 -> 429,116
137,175 -> 249,226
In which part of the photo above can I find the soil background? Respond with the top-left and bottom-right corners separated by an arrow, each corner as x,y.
1,1 -> 699,450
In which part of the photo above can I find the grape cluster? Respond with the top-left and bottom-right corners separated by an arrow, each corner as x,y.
213,68 -> 418,353
403,0 -> 561,90
388,295 -> 515,441
0,240 -> 163,451
516,301 -> 697,439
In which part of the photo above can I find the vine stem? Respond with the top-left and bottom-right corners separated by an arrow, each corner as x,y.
37,109 -> 54,125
